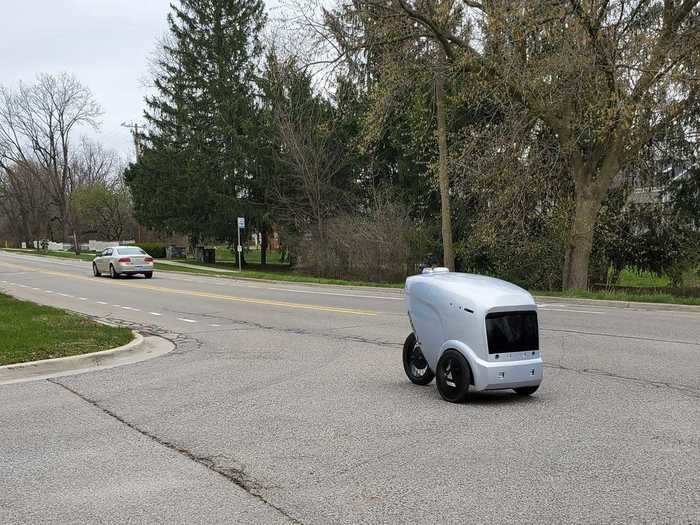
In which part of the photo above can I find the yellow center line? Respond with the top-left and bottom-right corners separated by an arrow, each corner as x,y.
0,260 -> 378,317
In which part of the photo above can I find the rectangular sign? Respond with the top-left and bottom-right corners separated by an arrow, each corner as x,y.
237,217 -> 245,228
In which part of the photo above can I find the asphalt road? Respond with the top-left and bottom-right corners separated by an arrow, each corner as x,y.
0,250 -> 698,524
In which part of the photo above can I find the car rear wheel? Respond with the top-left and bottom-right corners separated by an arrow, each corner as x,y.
402,333 -> 434,385
514,385 -> 539,396
436,349 -> 472,403
109,264 -> 119,279
144,272 -> 153,279
92,263 -> 101,277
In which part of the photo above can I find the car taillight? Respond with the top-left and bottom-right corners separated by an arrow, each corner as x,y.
144,257 -> 153,262
118,257 -> 131,263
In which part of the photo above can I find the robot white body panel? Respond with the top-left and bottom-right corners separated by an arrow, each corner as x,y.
404,271 -> 543,399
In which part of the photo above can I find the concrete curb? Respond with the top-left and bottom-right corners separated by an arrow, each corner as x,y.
534,295 -> 700,313
0,332 -> 175,385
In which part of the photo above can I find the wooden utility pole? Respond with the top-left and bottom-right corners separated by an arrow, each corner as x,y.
121,122 -> 143,160
435,67 -> 455,271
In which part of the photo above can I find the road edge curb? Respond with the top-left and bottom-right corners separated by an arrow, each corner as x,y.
0,332 -> 175,385
534,295 -> 700,313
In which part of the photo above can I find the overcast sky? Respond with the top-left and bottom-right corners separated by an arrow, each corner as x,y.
0,1 -> 295,161
0,1 -> 179,160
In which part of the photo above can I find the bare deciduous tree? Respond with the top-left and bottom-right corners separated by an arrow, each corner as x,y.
72,137 -> 117,187
0,161 -> 53,244
266,58 -> 354,271
335,0 -> 700,288
0,73 -> 102,239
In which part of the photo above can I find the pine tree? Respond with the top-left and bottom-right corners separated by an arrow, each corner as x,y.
126,0 -> 266,245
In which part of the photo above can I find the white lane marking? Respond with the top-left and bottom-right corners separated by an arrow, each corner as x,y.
56,293 -> 73,298
78,297 -> 87,301
122,306 -> 141,312
112,304 -> 122,308
177,317 -> 197,323
539,307 -> 604,315
537,303 -> 570,307
31,287 -> 40,291
45,290 -> 54,294
96,301 -> 109,305
149,312 -> 162,316
209,323 -> 221,327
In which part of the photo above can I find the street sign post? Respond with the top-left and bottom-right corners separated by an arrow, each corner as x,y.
237,217 -> 245,272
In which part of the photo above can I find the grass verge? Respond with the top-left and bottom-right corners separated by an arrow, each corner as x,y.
154,261 -> 404,288
0,293 -> 133,366
1,247 -> 96,261
533,289 -> 700,306
213,245 -> 285,264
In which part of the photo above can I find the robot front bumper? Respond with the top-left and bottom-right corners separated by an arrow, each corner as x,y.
471,355 -> 543,391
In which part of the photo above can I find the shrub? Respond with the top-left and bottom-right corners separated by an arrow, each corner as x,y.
137,243 -> 167,259
292,191 -> 431,282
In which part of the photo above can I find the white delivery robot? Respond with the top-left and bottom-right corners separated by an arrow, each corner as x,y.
403,268 -> 543,402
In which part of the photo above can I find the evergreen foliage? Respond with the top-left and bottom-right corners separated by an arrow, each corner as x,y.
125,0 -> 266,244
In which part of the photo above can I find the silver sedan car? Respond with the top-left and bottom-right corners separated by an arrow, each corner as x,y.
92,246 -> 155,279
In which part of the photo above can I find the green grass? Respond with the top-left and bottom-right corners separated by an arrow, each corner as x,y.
615,266 -> 699,288
178,258 -> 291,273
0,293 -> 133,366
214,245 -> 235,262
2,247 -> 96,262
617,268 -> 670,287
214,245 -> 284,264
534,288 -> 700,306
154,261 -> 404,288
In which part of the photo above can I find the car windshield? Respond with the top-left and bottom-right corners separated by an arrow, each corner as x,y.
117,247 -> 147,255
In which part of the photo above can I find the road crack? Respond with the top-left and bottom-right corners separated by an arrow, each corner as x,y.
543,362 -> 700,398
187,315 -> 401,349
543,327 -> 700,347
47,379 -> 302,524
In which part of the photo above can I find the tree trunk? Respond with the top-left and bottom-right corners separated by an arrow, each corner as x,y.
57,198 -> 69,242
189,234 -> 199,258
261,228 -> 268,266
434,70 -> 454,271
563,191 -> 603,290
562,149 -> 620,290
